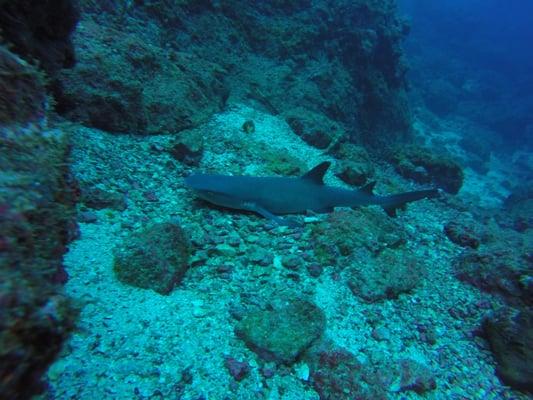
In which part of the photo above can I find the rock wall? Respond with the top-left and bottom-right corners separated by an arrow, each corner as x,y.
0,44 -> 78,400
61,0 -> 411,147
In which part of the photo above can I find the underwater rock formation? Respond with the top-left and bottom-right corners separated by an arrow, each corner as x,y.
306,344 -> 436,399
60,0 -> 411,146
59,20 -> 226,134
0,46 -> 78,400
113,221 -> 191,294
499,186 -> 533,232
308,347 -> 387,400
444,216 -> 485,249
235,299 -> 325,365
346,248 -> 425,303
390,145 -> 464,194
0,46 -> 47,127
453,244 -> 532,307
169,128 -> 205,167
483,307 -> 533,392
0,0 -> 79,108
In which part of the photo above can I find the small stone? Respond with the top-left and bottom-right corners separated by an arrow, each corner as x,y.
261,367 -> 275,378
79,211 -> 98,223
82,187 -> 127,211
371,326 -> 390,341
307,264 -> 323,277
398,359 -> 436,394
246,235 -> 259,243
294,363 -> 310,381
143,191 -> 159,202
282,254 -> 302,270
227,235 -> 241,247
213,244 -> 237,257
224,356 -> 250,381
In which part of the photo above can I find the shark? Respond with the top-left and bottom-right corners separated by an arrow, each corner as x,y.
185,161 -> 440,226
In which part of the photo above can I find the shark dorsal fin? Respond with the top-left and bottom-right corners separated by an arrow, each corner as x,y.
302,161 -> 331,184
361,181 -> 376,194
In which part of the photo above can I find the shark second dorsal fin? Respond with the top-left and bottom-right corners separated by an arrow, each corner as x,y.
360,181 -> 376,195
302,161 -> 331,184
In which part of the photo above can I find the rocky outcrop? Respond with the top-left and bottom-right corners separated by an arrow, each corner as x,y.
483,307 -> 533,392
0,0 -> 79,107
113,221 -> 191,295
61,0 -> 411,146
390,145 -> 464,194
235,300 -> 325,364
0,46 -> 78,400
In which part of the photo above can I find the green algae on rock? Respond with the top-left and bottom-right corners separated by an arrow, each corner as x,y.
113,221 -> 191,295
235,300 -> 326,365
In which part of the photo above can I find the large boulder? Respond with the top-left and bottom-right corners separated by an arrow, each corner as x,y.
390,146 -> 464,194
113,221 -> 191,294
66,0 -> 412,145
235,300 -> 326,364
453,244 -> 532,307
59,21 -> 227,134
483,308 -> 533,392
347,248 -> 425,303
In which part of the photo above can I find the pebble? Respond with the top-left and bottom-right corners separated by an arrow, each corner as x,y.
213,244 -> 237,257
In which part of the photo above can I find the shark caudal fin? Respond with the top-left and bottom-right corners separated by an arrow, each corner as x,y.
382,188 -> 441,217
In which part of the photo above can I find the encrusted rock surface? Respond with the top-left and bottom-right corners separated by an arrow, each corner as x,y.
0,47 -> 78,397
235,300 -> 326,364
113,221 -> 191,295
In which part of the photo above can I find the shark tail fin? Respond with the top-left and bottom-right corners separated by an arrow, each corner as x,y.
382,188 -> 441,217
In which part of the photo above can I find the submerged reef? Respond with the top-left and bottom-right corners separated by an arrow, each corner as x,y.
59,0 -> 411,146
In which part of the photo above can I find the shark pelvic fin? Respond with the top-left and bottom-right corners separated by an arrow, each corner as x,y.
301,161 -> 331,185
249,203 -> 298,227
382,204 -> 405,217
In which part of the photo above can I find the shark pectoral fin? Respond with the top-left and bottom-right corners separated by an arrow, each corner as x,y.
248,204 -> 296,227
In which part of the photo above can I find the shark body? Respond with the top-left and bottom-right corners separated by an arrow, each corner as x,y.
185,162 -> 439,225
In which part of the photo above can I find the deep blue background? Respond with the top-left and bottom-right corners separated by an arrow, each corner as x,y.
398,0 -> 533,151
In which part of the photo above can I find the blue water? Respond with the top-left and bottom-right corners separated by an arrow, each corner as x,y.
399,0 -> 533,151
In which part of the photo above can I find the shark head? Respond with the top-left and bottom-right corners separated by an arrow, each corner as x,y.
184,174 -> 243,209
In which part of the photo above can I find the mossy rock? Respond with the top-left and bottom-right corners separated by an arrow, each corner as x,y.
390,146 -> 464,194
235,299 -> 326,364
113,221 -> 191,294
307,209 -> 407,266
346,248 -> 425,303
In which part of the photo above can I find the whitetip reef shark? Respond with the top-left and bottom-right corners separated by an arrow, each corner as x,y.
185,161 -> 440,226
